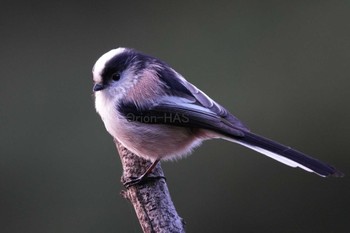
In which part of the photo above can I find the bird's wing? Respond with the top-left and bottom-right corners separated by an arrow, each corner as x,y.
119,95 -> 246,137
157,67 -> 249,131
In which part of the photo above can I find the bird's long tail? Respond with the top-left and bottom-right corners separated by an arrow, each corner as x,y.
225,131 -> 343,177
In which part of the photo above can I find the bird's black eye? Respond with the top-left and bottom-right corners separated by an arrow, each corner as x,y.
111,72 -> 120,81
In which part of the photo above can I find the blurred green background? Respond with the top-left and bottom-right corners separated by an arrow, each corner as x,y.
1,1 -> 349,232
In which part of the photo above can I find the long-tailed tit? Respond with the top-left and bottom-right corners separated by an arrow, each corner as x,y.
92,47 -> 343,185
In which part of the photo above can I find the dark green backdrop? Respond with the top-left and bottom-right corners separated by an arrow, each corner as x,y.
1,1 -> 349,232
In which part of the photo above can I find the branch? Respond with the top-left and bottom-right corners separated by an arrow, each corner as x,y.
115,140 -> 185,233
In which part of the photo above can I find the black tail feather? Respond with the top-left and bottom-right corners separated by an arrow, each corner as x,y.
235,132 -> 343,177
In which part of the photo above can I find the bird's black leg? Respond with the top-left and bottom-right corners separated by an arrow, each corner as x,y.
123,159 -> 165,188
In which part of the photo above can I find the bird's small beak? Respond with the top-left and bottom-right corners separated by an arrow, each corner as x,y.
93,83 -> 105,92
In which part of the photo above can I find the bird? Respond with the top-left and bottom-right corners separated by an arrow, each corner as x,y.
92,47 -> 343,186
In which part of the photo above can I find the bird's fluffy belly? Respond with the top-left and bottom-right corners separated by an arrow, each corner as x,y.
111,120 -> 203,161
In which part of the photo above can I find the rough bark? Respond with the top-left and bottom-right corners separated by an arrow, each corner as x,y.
115,140 -> 185,233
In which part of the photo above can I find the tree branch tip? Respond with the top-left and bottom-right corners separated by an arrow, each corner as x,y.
114,139 -> 185,232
